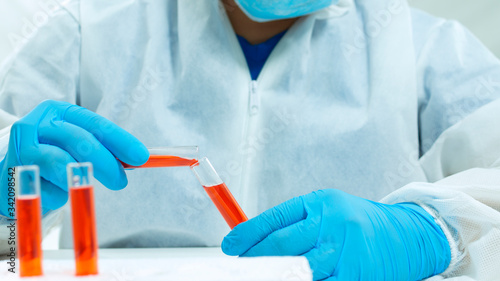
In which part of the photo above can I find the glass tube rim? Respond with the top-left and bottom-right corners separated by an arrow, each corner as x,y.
190,157 -> 223,187
15,165 -> 41,198
67,162 -> 94,189
147,146 -> 199,160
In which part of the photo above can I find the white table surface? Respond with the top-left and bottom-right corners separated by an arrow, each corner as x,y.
1,248 -> 313,281
42,247 -> 227,259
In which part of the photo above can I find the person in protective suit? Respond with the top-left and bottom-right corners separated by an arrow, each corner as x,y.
1,0 -> 500,280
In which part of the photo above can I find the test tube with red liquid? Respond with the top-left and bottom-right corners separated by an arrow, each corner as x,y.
121,146 -> 198,169
190,158 -> 248,229
67,162 -> 98,276
16,165 -> 43,277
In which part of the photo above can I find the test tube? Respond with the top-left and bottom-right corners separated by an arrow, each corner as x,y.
121,146 -> 198,169
67,162 -> 98,276
190,158 -> 248,229
16,165 -> 43,277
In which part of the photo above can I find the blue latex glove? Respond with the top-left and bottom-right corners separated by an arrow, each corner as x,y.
0,100 -> 149,217
222,189 -> 451,281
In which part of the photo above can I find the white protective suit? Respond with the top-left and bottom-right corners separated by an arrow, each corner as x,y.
1,0 -> 500,279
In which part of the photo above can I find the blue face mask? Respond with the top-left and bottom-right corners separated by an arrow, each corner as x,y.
234,0 -> 339,22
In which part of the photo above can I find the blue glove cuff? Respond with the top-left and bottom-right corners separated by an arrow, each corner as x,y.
397,203 -> 452,277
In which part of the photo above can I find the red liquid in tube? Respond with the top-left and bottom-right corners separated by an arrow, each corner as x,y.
203,183 -> 248,229
17,196 -> 43,277
70,185 -> 98,276
121,155 -> 197,169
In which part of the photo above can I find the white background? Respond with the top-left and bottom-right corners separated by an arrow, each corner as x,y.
0,0 -> 499,249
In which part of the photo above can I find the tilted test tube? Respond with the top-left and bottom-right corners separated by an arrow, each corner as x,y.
190,158 -> 248,229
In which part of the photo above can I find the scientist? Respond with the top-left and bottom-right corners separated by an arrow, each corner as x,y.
1,0 -> 500,280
